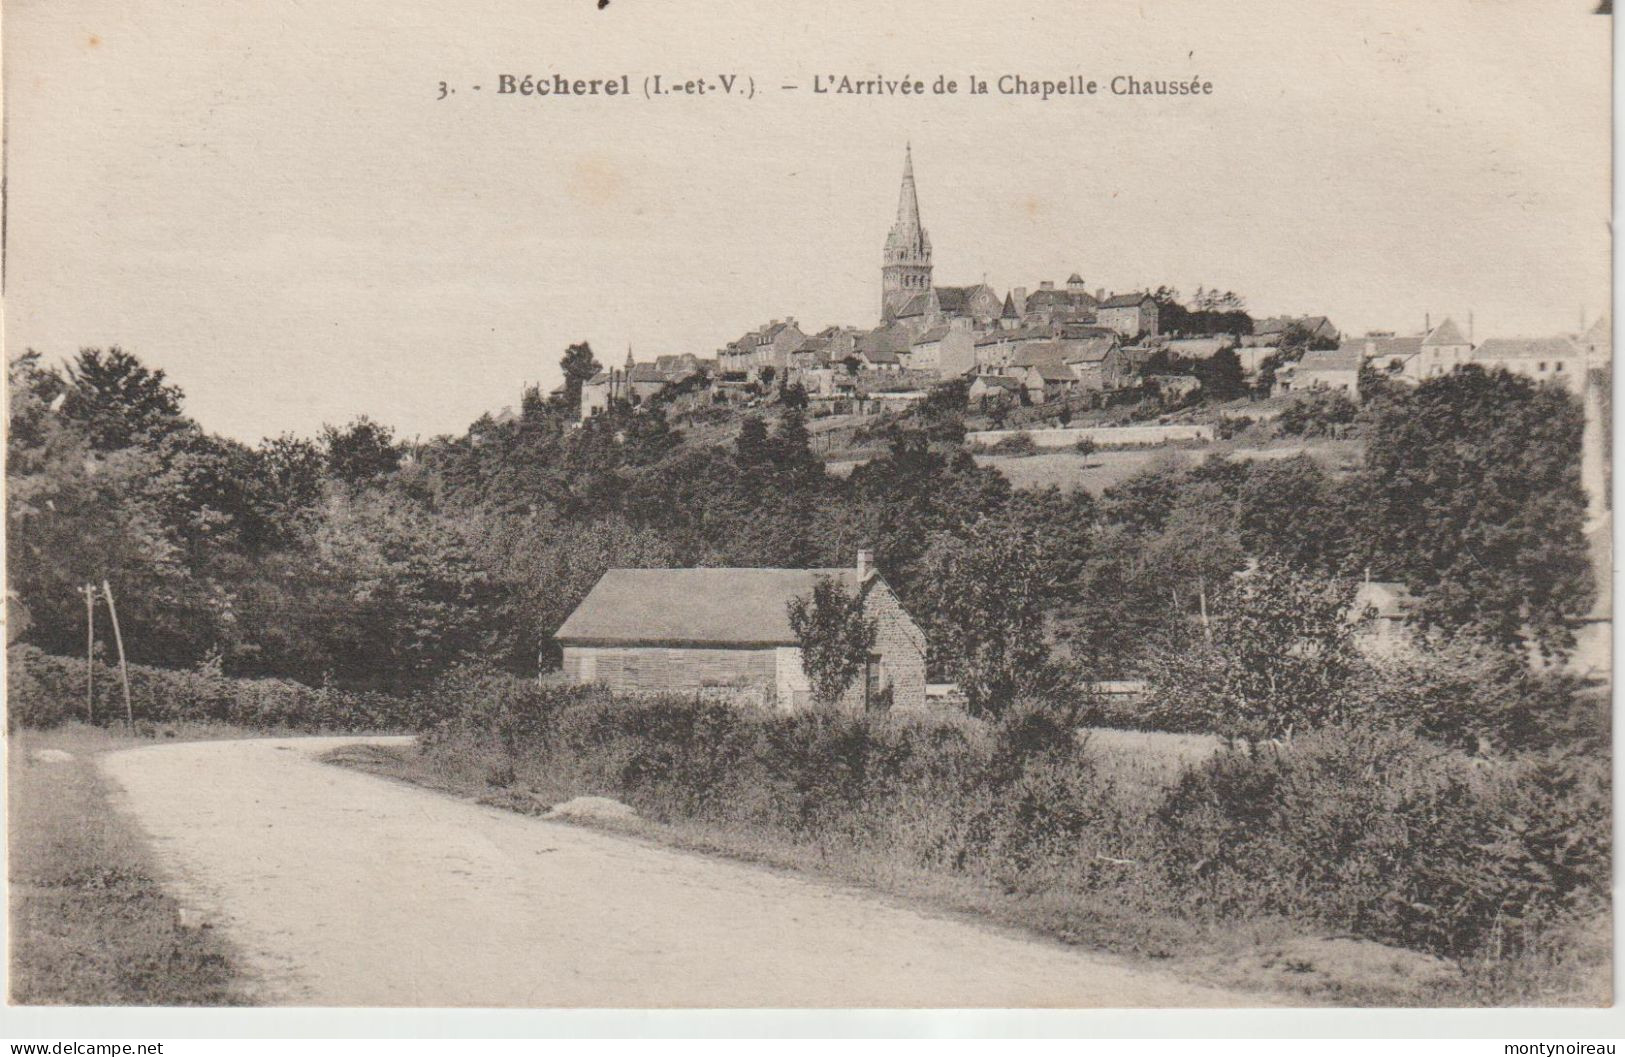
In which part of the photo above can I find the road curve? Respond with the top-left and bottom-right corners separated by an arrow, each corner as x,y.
99,737 -> 1262,1008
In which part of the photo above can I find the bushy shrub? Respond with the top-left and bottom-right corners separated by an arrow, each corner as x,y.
987,432 -> 1038,456
8,646 -> 411,732
411,669 -> 1608,966
1152,724 -> 1609,959
1277,390 -> 1358,437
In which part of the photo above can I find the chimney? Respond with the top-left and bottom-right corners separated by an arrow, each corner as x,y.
1468,311 -> 1474,343
1096,288 -> 1105,301
1039,281 -> 1055,290
1013,286 -> 1027,310
1425,312 -> 1431,333
856,549 -> 875,583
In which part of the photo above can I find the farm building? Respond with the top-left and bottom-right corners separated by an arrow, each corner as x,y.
553,553 -> 928,713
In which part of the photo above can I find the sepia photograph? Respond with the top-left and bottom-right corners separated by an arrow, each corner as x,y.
1,0 -> 1616,1035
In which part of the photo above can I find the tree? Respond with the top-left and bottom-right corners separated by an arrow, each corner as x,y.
322,416 -> 402,487
780,381 -> 809,411
1142,560 -> 1370,740
919,520 -> 1052,718
1357,366 -> 1591,655
1192,347 -> 1247,401
1141,482 -> 1245,620
787,576 -> 877,707
559,342 -> 600,412
61,347 -> 188,451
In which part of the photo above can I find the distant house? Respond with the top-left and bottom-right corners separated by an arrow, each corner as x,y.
554,553 -> 927,713
967,373 -> 1024,406
1018,275 -> 1100,326
854,325 -> 913,371
910,324 -> 978,378
1406,318 -> 1473,382
1096,292 -> 1160,338
1342,333 -> 1425,379
974,327 -> 1050,368
579,370 -> 615,420
1251,315 -> 1339,346
1064,338 -> 1130,391
1021,362 -> 1078,403
1165,336 -> 1235,361
1471,336 -> 1584,392
1274,348 -> 1360,397
1350,580 -> 1416,660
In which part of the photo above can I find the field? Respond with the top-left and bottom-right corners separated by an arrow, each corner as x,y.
970,437 -> 1365,494
9,723 -> 252,1005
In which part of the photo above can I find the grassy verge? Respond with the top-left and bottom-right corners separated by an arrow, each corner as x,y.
9,723 -> 253,1005
325,735 -> 1588,1007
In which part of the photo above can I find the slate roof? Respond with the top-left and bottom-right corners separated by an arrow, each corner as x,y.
1166,337 -> 1233,359
1295,349 -> 1361,373
933,286 -> 973,314
894,293 -> 931,318
1344,335 -> 1424,361
1001,293 -> 1019,319
1063,337 -> 1119,364
858,325 -> 914,360
975,326 -> 1048,347
1058,322 -> 1113,339
1009,341 -> 1074,368
1030,363 -> 1077,383
1422,319 -> 1470,347
1024,287 -> 1099,310
914,325 -> 951,344
1100,292 -> 1155,309
556,568 -> 866,648
1472,337 -> 1580,361
970,375 -> 1023,391
1066,273 -> 1085,285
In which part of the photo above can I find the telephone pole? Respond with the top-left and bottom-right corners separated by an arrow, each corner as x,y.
81,583 -> 96,723
101,579 -> 133,730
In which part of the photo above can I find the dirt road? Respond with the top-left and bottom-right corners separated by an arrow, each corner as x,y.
100,737 -> 1261,1007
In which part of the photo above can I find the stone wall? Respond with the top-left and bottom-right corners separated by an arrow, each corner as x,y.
967,423 -> 1213,448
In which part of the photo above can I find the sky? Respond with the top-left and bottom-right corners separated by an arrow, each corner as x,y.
4,0 -> 1612,444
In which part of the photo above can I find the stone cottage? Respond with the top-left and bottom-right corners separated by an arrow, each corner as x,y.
553,552 -> 927,712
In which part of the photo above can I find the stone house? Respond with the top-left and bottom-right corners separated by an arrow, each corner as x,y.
1251,315 -> 1340,346
1021,362 -> 1079,403
1017,276 -> 1100,326
1406,318 -> 1473,382
910,323 -> 979,378
974,326 -> 1050,368
1096,292 -> 1161,338
1064,338 -> 1130,391
1273,348 -> 1361,397
1470,336 -> 1585,393
750,319 -> 807,375
967,373 -> 1024,407
554,553 -> 928,713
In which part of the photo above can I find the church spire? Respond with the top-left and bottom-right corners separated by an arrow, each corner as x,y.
893,144 -> 924,245
880,144 -> 932,322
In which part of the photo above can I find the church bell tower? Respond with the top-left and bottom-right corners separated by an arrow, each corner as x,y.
881,144 -> 933,323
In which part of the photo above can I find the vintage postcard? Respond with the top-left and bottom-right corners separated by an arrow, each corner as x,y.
2,0 -> 1614,1029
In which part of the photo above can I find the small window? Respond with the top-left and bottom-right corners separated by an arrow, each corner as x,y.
1555,361 -> 1565,372
1538,362 -> 1547,372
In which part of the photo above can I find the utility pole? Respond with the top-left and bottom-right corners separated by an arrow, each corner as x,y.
81,583 -> 96,723
101,579 -> 133,730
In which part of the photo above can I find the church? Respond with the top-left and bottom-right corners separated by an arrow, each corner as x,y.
878,146 -> 1002,329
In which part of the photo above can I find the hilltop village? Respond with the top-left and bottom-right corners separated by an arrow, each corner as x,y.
572,146 -> 1610,428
